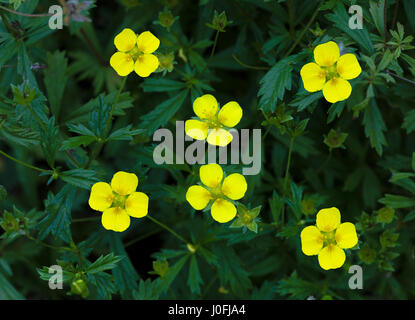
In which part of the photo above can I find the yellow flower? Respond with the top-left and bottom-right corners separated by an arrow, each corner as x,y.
88,171 -> 149,232
185,164 -> 247,223
300,207 -> 358,270
185,94 -> 243,147
110,28 -> 160,77
300,41 -> 362,103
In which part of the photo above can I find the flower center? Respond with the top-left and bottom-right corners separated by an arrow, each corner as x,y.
322,230 -> 337,246
323,64 -> 339,80
127,46 -> 144,61
112,193 -> 127,208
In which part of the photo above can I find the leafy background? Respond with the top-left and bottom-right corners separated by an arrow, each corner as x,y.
0,0 -> 415,299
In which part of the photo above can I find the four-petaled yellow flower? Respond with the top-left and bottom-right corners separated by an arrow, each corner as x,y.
300,207 -> 358,270
300,41 -> 362,103
186,164 -> 247,223
88,171 -> 149,232
110,28 -> 160,77
185,94 -> 243,147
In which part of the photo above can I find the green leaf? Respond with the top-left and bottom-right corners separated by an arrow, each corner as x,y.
37,185 -> 76,243
362,99 -> 387,156
59,169 -> 99,190
86,253 -> 123,274
40,117 -> 60,168
107,125 -> 144,141
326,3 -> 374,54
379,194 -> 415,209
141,78 -> 186,92
187,255 -> 203,294
107,233 -> 139,298
258,55 -> 297,112
140,90 -> 188,135
0,271 -> 24,300
43,51 -> 68,119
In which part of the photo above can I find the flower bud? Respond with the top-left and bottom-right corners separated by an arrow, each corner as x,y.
377,206 -> 395,224
324,129 -> 348,149
71,279 -> 89,298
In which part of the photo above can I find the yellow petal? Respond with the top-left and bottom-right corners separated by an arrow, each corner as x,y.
134,53 -> 159,77
125,192 -> 149,218
185,185 -> 212,210
185,119 -> 209,140
88,182 -> 114,211
218,101 -> 243,127
336,53 -> 362,80
114,28 -> 137,52
193,94 -> 219,120
206,128 -> 233,147
335,222 -> 358,249
300,226 -> 324,256
110,52 -> 134,77
221,173 -> 247,200
314,41 -> 340,67
111,171 -> 138,196
318,244 -> 346,270
200,163 -> 223,188
300,62 -> 326,92
101,207 -> 131,232
322,77 -> 352,103
211,199 -> 237,223
316,207 -> 341,232
136,31 -> 160,54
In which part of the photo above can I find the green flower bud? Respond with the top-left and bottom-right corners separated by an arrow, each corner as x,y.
324,129 -> 348,149
301,198 -> 316,216
155,52 -> 176,75
377,206 -> 395,224
71,279 -> 89,298
187,243 -> 197,254
152,259 -> 169,278
157,10 -> 177,29
0,211 -> 19,234
380,229 -> 399,249
206,10 -> 232,32
358,244 -> 376,264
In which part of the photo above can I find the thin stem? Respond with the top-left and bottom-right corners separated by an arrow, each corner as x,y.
0,5 -> 51,17
386,70 -> 415,85
72,216 -> 101,223
146,215 -> 188,244
0,149 -> 52,173
232,54 -> 269,71
281,137 -> 295,225
124,228 -> 162,248
284,3 -> 320,58
80,28 -> 107,67
210,30 -> 220,58
0,11 -> 18,37
287,0 -> 295,38
383,0 -> 388,40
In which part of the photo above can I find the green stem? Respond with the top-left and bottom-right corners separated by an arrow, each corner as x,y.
0,149 -> 52,173
284,3 -> 320,58
146,215 -> 188,244
210,30 -> 220,58
232,54 -> 269,71
386,70 -> 415,85
281,137 -> 295,225
287,0 -> 295,38
124,228 -> 162,248
0,11 -> 18,38
72,216 -> 101,223
0,5 -> 51,17
84,76 -> 127,168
